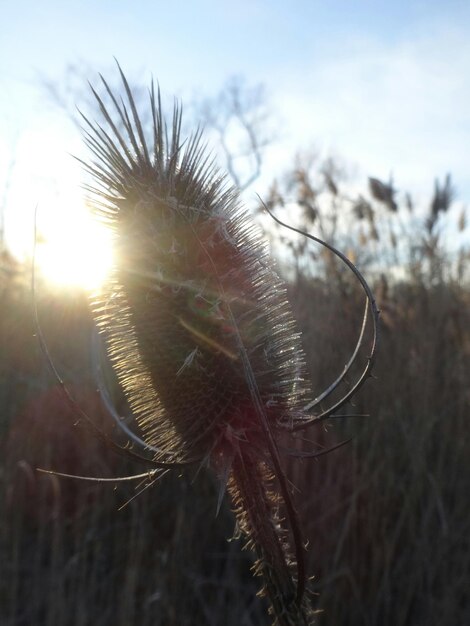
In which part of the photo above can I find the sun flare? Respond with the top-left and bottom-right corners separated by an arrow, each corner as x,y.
3,125 -> 115,292
35,203 -> 114,292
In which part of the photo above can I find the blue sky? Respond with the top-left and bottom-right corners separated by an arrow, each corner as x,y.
1,0 -> 470,258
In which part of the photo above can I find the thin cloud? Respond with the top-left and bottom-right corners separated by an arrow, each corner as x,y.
271,25 -> 470,201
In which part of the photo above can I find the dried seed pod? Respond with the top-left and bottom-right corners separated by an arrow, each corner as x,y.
83,66 -> 315,624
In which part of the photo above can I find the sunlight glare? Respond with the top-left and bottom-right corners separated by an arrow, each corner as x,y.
36,204 -> 114,291
3,125 -> 115,292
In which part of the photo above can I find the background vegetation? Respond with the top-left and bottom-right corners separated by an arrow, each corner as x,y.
1,72 -> 469,625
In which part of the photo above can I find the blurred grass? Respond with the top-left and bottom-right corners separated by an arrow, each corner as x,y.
289,277 -> 470,625
1,194 -> 469,625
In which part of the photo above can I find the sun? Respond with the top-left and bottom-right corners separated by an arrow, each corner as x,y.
35,201 -> 114,292
2,125 -> 115,292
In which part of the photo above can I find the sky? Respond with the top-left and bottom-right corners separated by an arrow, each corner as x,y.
1,0 -> 469,277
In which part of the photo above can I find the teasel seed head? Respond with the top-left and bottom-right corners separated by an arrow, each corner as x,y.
82,64 -> 316,624
83,67 -> 309,467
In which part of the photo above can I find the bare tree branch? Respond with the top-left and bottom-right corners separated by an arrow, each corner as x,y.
195,76 -> 275,190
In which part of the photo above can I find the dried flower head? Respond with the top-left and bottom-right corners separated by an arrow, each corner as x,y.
65,63 -> 379,625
